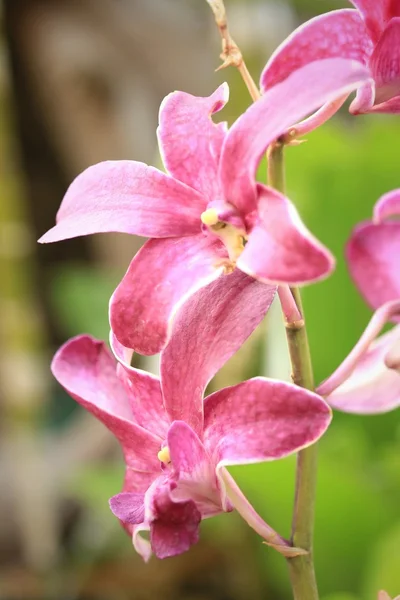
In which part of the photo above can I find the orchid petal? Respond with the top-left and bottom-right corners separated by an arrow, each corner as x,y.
326,325 -> 400,414
132,523 -> 152,562
386,0 -> 400,20
237,185 -> 335,285
118,366 -> 170,440
123,467 -> 157,494
161,269 -> 276,435
350,0 -> 386,41
157,84 -> 228,201
373,189 -> 400,222
219,468 -> 294,553
51,335 -> 161,472
203,377 -> 332,466
346,222 -> 400,312
167,421 -> 222,516
370,18 -> 400,104
317,300 -> 400,396
146,478 -> 201,559
109,234 -> 225,355
118,468 -> 157,540
110,334 -> 169,439
39,161 -> 206,243
349,81 -> 376,113
260,10 -> 371,91
109,492 -> 145,524
363,94 -> 400,112
221,59 -> 370,215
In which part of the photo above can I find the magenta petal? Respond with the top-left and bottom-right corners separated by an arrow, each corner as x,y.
111,333 -> 170,439
350,0 -> 386,41
51,335 -> 161,472
260,10 -> 371,91
386,0 -> 400,20
118,367 -> 170,440
370,18 -> 400,103
109,234 -> 225,355
327,326 -> 400,414
158,84 -> 228,201
109,492 -> 145,524
39,161 -> 206,243
364,94 -> 400,112
123,468 -> 157,495
221,59 -> 370,215
161,269 -> 276,435
168,421 -> 221,515
203,377 -> 332,466
347,222 -> 400,311
373,189 -> 400,222
237,185 -> 334,285
148,479 -> 201,559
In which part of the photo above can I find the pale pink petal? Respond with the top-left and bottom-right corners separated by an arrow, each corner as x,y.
109,492 -> 145,524
346,222 -> 400,311
370,18 -> 400,104
218,468 -> 293,552
39,161 -> 206,243
237,185 -> 334,286
167,421 -> 222,516
385,338 -> 400,371
373,189 -> 400,222
146,478 -> 201,559
221,59 -> 370,215
51,335 -> 161,472
350,0 -> 386,41
109,234 -> 225,355
349,81 -> 376,113
288,93 -> 349,140
326,326 -> 400,414
317,300 -> 400,396
261,11 -> 371,91
110,334 -> 170,438
157,84 -> 228,201
161,269 -> 276,435
132,523 -> 152,562
203,377 -> 332,466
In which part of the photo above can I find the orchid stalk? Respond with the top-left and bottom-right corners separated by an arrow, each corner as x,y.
267,143 -> 319,600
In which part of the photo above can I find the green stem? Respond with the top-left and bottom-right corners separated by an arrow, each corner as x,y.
267,143 -> 320,600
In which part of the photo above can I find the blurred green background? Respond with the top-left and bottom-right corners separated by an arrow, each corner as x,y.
1,1 -> 399,599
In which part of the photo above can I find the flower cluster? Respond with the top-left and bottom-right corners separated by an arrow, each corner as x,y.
41,3 -> 400,595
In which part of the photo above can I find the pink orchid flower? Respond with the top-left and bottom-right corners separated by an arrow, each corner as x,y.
39,59 -> 369,355
317,190 -> 400,413
261,0 -> 400,114
52,271 -> 331,560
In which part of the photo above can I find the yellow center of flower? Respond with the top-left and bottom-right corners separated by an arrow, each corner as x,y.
200,209 -> 247,267
201,208 -> 219,227
157,446 -> 171,464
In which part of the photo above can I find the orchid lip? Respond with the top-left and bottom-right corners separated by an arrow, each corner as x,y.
201,207 -> 248,265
